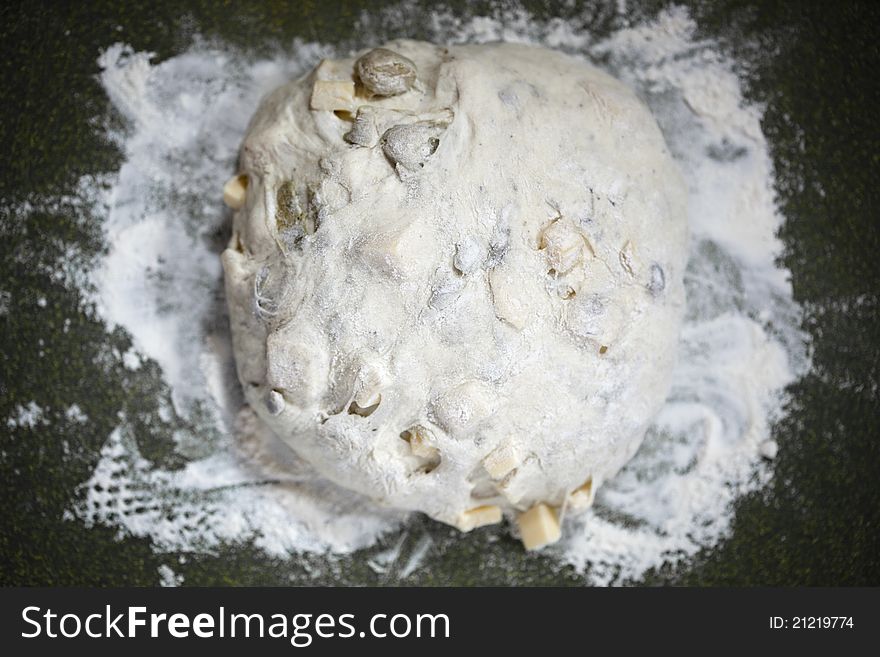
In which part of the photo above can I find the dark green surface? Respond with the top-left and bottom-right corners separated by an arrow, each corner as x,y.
1,0 -> 878,585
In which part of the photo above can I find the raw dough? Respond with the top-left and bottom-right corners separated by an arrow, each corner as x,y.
221,40 -> 687,546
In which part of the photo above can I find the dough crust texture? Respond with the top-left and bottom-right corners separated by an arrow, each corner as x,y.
222,40 -> 687,535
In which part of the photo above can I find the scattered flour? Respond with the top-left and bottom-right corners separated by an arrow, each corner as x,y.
64,4 -> 808,584
121,348 -> 142,371
157,564 -> 183,587
6,401 -> 46,430
65,404 -> 89,424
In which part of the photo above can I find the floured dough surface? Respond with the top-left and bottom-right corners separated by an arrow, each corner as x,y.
221,40 -> 687,543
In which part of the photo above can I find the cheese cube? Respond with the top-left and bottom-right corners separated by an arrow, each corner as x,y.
540,217 -> 590,274
457,505 -> 502,532
482,443 -> 519,480
353,389 -> 381,409
407,429 -> 438,460
517,503 -> 561,550
310,80 -> 355,112
568,477 -> 594,511
348,394 -> 380,417
222,174 -> 248,210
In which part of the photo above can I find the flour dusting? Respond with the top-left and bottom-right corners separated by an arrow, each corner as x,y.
62,4 -> 808,584
6,401 -> 46,429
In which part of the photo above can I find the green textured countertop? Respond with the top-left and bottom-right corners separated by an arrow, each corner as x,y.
1,0 -> 878,585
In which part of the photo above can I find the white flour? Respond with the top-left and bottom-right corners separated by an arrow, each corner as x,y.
6,401 -> 47,429
64,4 -> 808,584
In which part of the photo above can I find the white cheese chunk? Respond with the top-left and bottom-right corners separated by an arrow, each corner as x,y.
457,505 -> 502,531
407,428 -> 439,460
310,80 -> 355,112
482,443 -> 519,480
222,174 -> 248,210
517,503 -> 561,550
567,477 -> 594,511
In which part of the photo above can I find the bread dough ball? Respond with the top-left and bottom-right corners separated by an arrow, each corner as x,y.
222,41 -> 687,537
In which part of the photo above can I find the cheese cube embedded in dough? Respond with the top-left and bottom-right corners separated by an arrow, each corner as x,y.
408,429 -> 438,460
540,217 -> 591,274
482,443 -> 519,480
457,505 -> 502,532
348,394 -> 381,417
517,503 -> 561,550
567,477 -> 594,511
353,389 -> 381,410
352,362 -> 386,410
314,58 -> 352,82
223,174 -> 248,210
310,80 -> 355,112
